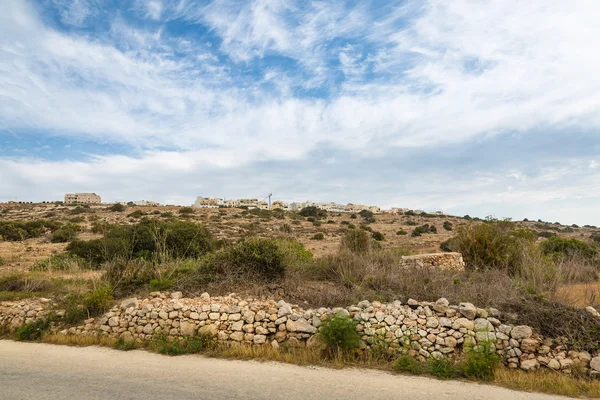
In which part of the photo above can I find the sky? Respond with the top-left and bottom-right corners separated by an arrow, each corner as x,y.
1,0 -> 600,225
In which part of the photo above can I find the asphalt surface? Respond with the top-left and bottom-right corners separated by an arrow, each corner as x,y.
0,340 -> 569,400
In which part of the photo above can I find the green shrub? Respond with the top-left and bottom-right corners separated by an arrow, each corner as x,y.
463,343 -> 499,381
396,230 -> 408,235
127,210 -> 144,218
443,221 -> 453,231
15,318 -> 51,341
394,355 -> 423,374
274,238 -> 313,270
350,214 -> 357,219
372,231 -> 384,241
340,221 -> 350,225
359,225 -> 373,232
50,224 -> 80,243
108,203 -> 126,212
318,313 -> 360,354
411,224 -> 436,237
179,207 -> 194,215
406,220 -> 418,226
30,253 -> 86,272
450,219 -> 536,275
313,220 -> 322,227
102,259 -> 157,296
312,233 -> 325,240
299,206 -> 327,220
306,217 -> 316,223
161,212 -> 174,218
347,223 -> 356,229
69,206 -> 90,215
149,278 -> 173,291
428,357 -> 462,379
280,223 -> 292,233
63,285 -> 113,323
540,236 -> 597,260
203,238 -> 287,282
154,333 -> 216,356
0,257 -> 5,266
114,336 -> 137,351
0,220 -> 61,241
340,229 -> 371,254
440,237 -> 458,252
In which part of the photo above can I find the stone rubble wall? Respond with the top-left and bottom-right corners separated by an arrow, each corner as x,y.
2,293 -> 599,376
401,252 -> 465,271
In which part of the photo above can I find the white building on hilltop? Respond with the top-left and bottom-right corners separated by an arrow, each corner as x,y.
64,193 -> 101,204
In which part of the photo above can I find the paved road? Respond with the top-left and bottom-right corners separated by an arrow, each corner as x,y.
0,340 -> 567,400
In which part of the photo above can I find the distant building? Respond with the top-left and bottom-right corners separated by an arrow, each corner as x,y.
193,197 -> 221,209
134,200 -> 160,206
64,193 -> 101,204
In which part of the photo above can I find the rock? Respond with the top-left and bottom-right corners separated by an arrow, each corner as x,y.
458,303 -> 477,320
473,318 -> 493,332
520,359 -> 539,371
231,320 -> 244,331
277,304 -> 292,317
439,317 -> 452,328
511,325 -> 533,340
108,316 -> 119,327
188,312 -> 199,320
559,358 -> 574,369
199,324 -> 218,336
444,336 -> 457,347
586,306 -> 600,318
171,292 -> 183,300
180,321 -> 196,336
253,335 -> 267,344
547,359 -> 561,370
452,318 -> 474,330
200,293 -> 210,301
230,331 -> 244,341
426,317 -> 439,328
375,312 -> 385,322
286,318 -> 317,333
433,298 -> 449,313
120,298 -> 139,310
590,357 -> 600,372
159,311 -> 168,319
143,324 -> 154,334
521,338 -> 539,353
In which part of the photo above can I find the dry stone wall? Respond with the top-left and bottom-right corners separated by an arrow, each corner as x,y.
2,292 -> 599,377
400,252 -> 465,271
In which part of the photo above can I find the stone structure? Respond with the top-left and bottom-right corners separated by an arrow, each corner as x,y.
1,294 -> 599,377
401,252 -> 465,271
64,193 -> 102,204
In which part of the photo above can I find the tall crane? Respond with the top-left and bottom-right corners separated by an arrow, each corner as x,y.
261,193 -> 272,209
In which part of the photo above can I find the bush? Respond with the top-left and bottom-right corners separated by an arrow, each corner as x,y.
15,318 -> 51,341
63,284 -> 113,323
340,229 -> 371,254
0,257 -> 5,266
394,355 -> 423,374
154,333 -> 216,356
396,230 -> 408,236
443,221 -> 453,231
280,223 -> 292,234
313,220 -> 322,227
306,217 -> 316,223
0,220 -> 61,241
299,206 -> 327,220
149,278 -> 173,291
450,219 -> 536,275
540,236 -> 597,261
350,214 -> 357,219
318,313 -> 360,354
463,342 -> 499,381
340,221 -> 350,225
312,233 -> 325,240
428,358 -> 462,380
67,220 -> 215,265
69,206 -> 90,215
102,259 -> 157,296
108,203 -> 126,212
372,231 -> 384,241
127,210 -> 144,218
203,238 -> 287,282
50,224 -> 80,243
114,336 -> 137,351
30,253 -> 86,272
179,207 -> 194,215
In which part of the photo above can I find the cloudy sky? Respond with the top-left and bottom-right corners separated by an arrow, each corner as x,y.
1,0 -> 600,225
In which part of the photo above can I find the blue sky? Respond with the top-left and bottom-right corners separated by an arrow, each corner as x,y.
1,0 -> 600,225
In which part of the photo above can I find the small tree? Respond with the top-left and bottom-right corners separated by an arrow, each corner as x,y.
319,313 -> 360,355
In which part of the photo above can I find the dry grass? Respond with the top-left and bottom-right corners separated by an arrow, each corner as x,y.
43,333 -> 118,347
494,368 -> 600,398
556,282 -> 600,308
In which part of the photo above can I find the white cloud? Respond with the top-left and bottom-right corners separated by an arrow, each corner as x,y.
2,0 -> 600,224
